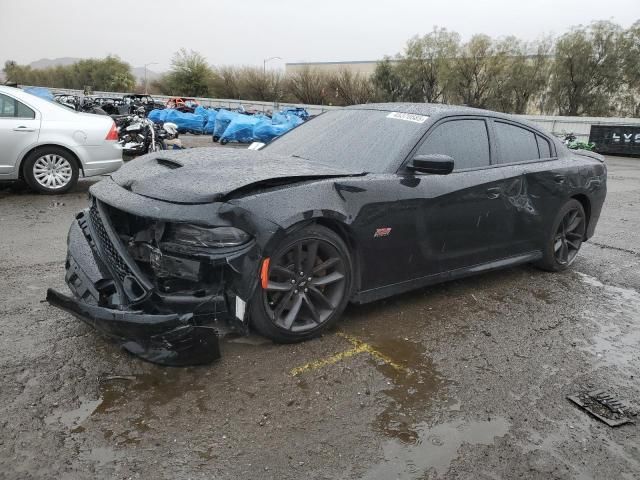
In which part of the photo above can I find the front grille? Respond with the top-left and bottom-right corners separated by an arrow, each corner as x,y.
89,202 -> 133,283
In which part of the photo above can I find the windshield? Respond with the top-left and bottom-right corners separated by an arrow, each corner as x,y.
265,109 -> 428,172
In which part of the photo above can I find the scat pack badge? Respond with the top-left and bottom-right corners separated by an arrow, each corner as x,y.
374,227 -> 392,238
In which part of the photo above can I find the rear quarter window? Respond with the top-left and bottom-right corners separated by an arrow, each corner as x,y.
495,121 -> 539,164
536,135 -> 552,159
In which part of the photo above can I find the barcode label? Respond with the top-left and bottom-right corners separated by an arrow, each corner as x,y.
386,112 -> 429,123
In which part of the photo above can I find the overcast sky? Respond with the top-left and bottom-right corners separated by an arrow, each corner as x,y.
2,0 -> 639,72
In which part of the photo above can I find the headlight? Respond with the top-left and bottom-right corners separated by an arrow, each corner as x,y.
165,224 -> 251,248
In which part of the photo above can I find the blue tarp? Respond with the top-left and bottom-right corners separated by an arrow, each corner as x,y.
164,109 -> 206,134
194,105 -> 209,118
203,109 -> 218,134
213,109 -> 239,139
148,108 -> 169,123
24,87 -> 54,102
220,114 -> 267,144
253,113 -> 303,143
280,107 -> 310,120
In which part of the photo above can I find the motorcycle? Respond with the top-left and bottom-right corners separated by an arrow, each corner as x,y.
118,108 -> 183,157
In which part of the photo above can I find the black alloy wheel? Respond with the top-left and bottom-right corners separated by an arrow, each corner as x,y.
554,206 -> 585,266
536,198 -> 586,272
250,225 -> 352,343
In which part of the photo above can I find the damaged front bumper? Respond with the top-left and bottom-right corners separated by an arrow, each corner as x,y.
47,196 -> 264,366
46,288 -> 220,365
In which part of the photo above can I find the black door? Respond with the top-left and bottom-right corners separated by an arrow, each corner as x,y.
391,117 -> 515,279
491,120 -> 562,253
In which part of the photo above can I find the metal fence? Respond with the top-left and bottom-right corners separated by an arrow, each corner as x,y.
30,86 -> 640,139
33,87 -> 337,116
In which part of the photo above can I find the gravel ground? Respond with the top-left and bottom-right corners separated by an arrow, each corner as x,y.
0,150 -> 639,480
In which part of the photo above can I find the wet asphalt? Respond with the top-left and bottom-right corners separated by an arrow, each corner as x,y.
0,149 -> 639,479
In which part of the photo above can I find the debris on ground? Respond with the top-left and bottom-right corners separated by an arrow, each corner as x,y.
567,389 -> 636,427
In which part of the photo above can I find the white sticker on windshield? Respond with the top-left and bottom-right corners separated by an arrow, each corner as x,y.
386,112 -> 429,123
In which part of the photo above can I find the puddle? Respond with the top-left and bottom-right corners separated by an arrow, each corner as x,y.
361,417 -> 510,479
95,369 -> 207,413
575,272 -> 640,371
342,291 -> 457,443
46,368 -> 210,442
576,272 -> 640,301
78,446 -> 124,466
45,397 -> 102,430
363,337 -> 445,444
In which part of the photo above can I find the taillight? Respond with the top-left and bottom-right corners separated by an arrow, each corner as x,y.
105,122 -> 118,141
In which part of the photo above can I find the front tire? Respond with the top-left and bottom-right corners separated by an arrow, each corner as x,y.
250,225 -> 353,343
23,147 -> 79,194
536,199 -> 586,272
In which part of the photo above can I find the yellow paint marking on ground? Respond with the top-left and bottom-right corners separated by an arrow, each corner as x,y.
337,333 -> 408,373
289,344 -> 368,376
289,333 -> 408,376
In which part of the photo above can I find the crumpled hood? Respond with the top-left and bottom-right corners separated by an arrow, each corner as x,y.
110,148 -> 362,204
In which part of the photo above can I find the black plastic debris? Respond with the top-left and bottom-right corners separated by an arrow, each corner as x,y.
567,390 -> 636,427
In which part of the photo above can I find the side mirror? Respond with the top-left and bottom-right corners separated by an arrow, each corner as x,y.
408,154 -> 454,175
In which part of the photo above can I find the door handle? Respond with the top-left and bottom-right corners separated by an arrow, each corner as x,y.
13,126 -> 35,132
554,174 -> 566,184
486,187 -> 501,199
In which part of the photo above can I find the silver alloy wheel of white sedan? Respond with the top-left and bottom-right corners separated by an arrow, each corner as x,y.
33,154 -> 73,189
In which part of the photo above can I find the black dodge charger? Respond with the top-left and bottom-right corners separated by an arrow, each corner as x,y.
47,103 -> 607,365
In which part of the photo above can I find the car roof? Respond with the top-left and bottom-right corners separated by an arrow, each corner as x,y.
0,85 -> 80,118
345,102 -> 552,137
347,102 -> 507,118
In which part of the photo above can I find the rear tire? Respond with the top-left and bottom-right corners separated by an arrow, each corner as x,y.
23,147 -> 79,194
250,224 -> 353,343
535,199 -> 586,272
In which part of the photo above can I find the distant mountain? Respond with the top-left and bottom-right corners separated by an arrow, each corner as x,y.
29,57 -> 81,69
26,57 -> 162,83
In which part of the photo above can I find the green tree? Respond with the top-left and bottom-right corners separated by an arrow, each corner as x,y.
399,28 -> 460,103
548,21 -> 624,115
450,34 -> 509,108
161,49 -> 213,97
372,57 -> 404,102
486,37 -> 552,114
620,20 -> 640,115
3,56 -> 135,91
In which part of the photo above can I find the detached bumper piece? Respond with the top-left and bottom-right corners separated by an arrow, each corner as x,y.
46,289 -> 220,366
47,200 -> 228,366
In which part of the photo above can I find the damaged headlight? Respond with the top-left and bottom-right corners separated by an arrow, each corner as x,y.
165,224 -> 251,248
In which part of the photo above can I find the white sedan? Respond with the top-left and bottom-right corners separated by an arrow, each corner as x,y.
0,85 -> 123,194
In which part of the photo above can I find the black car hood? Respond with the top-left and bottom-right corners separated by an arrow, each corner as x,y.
110,148 -> 363,204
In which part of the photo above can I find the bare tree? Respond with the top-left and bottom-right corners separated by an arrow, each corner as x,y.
286,66 -> 329,105
329,69 -> 377,105
210,66 -> 242,99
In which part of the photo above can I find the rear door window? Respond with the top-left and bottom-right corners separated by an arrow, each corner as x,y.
494,121 -> 540,164
416,119 -> 490,170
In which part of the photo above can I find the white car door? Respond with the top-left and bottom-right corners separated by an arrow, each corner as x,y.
0,92 -> 41,176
